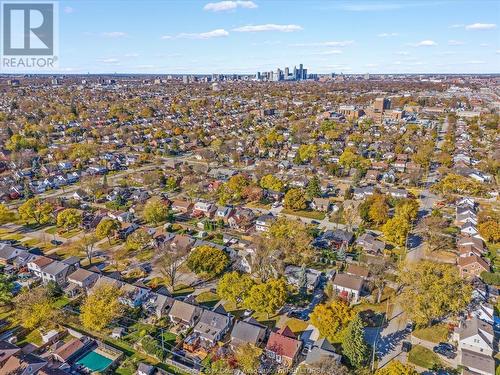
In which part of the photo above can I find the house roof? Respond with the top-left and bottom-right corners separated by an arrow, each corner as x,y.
0,353 -> 47,375
0,341 -> 21,363
333,273 -> 364,291
457,255 -> 490,272
31,256 -> 54,268
266,326 -> 301,359
231,318 -> 266,346
194,310 -> 231,341
457,317 -> 494,347
53,338 -> 85,362
41,261 -> 69,276
346,264 -> 369,278
461,349 -> 495,374
0,244 -> 25,261
169,300 -> 202,323
304,338 -> 341,365
68,268 -> 97,283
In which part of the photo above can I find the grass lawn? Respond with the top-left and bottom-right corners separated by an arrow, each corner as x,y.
21,238 -> 41,247
136,248 -> 155,262
412,324 -> 449,343
282,209 -> 326,220
0,233 -> 25,241
279,318 -> 309,335
45,226 -> 58,235
172,284 -> 194,297
17,329 -> 43,346
52,296 -> 71,309
246,201 -> 271,210
195,291 -> 220,308
408,345 -> 443,369
252,311 -> 280,330
60,228 -> 81,239
99,238 -> 123,251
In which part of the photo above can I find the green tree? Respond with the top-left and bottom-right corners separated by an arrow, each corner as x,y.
217,272 -> 255,306
342,314 -> 370,369
284,188 -> 307,210
0,204 -> 14,224
395,199 -> 419,222
382,215 -> 410,246
18,198 -> 53,225
268,217 -> 313,264
243,278 -> 288,318
95,218 -> 120,244
399,261 -> 472,326
310,299 -> 355,343
375,360 -> 417,375
81,284 -> 124,331
14,287 -> 57,330
260,174 -> 285,192
143,197 -> 169,225
235,343 -> 262,374
186,245 -> 229,277
478,220 -> 500,243
125,229 -> 152,251
306,176 -> 322,199
0,274 -> 13,307
56,208 -> 82,231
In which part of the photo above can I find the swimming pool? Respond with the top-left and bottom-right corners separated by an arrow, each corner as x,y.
75,350 -> 113,372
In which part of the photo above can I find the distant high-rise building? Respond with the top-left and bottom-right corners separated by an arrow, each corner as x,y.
285,67 -> 289,79
373,97 -> 390,112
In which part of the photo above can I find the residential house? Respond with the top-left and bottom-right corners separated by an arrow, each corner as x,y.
457,256 -> 490,279
0,341 -> 21,367
230,317 -> 267,349
119,283 -> 150,308
255,214 -> 275,232
302,338 -> 341,368
171,200 -> 193,214
310,197 -> 331,212
345,264 -> 370,279
454,317 -> 495,356
332,273 -> 364,303
168,300 -> 203,328
0,353 -> 47,375
0,244 -> 27,266
52,338 -> 87,364
145,292 -> 175,319
27,256 -> 54,279
356,233 -> 385,255
40,260 -> 75,286
191,305 -> 233,346
66,268 -> 99,295
284,266 -> 321,292
265,326 -> 302,368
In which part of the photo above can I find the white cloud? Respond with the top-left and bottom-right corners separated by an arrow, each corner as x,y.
465,23 -> 497,30
313,50 -> 343,55
412,40 -> 437,47
98,58 -> 120,64
233,24 -> 303,32
101,31 -> 127,38
162,29 -> 229,40
448,40 -> 464,46
465,60 -> 485,64
339,3 -> 404,11
63,6 -> 75,14
290,40 -> 353,47
203,1 -> 257,12
449,24 -> 464,28
377,32 -> 399,37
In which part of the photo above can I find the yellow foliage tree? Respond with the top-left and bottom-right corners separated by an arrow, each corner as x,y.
80,285 -> 124,331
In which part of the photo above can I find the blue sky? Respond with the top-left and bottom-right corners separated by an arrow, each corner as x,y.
54,0 -> 500,74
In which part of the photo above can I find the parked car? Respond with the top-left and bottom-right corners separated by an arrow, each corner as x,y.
433,344 -> 456,359
402,341 -> 412,353
50,239 -> 63,245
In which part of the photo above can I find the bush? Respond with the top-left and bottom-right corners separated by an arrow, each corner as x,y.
140,335 -> 164,360
481,271 -> 500,286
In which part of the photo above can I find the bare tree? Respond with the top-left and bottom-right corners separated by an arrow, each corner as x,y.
155,243 -> 187,292
77,232 -> 99,265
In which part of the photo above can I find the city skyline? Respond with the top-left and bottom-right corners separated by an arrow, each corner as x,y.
9,0 -> 500,74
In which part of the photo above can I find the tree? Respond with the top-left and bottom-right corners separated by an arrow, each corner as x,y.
342,314 -> 370,369
0,274 -> 13,307
382,215 -> 410,246
0,204 -> 14,224
81,284 -> 123,331
371,261 -> 391,303
310,299 -> 355,343
125,229 -> 152,251
95,218 -> 120,244
217,272 -> 255,306
375,360 -> 417,375
395,199 -> 419,222
368,195 -> 389,225
284,188 -> 307,210
235,343 -> 262,374
186,245 -> 229,277
14,287 -> 57,329
143,197 -> 169,225
243,278 -> 287,319
415,216 -> 453,253
56,208 -> 82,231
297,358 -> 350,375
18,198 -> 53,225
77,232 -> 99,265
478,220 -> 500,243
399,261 -> 472,326
260,174 -> 285,192
306,176 -> 321,199
165,176 -> 178,191
268,218 -> 313,264
156,246 -> 187,292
